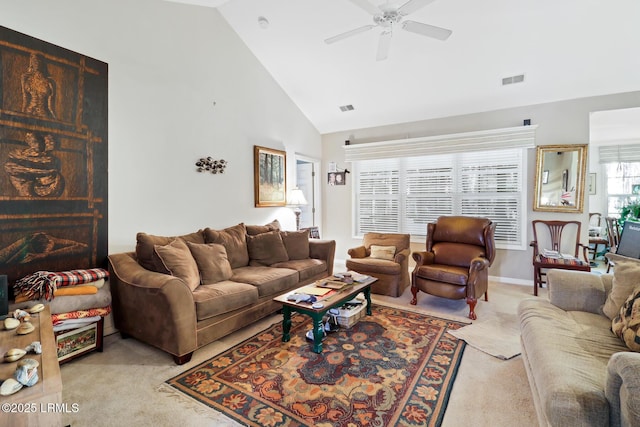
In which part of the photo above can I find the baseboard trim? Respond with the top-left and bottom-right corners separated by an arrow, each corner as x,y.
489,275 -> 532,286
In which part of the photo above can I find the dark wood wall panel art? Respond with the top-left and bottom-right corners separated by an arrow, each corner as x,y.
0,26 -> 108,295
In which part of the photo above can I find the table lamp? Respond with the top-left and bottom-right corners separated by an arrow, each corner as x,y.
288,187 -> 308,230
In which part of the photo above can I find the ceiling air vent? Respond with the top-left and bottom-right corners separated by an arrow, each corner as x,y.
339,104 -> 355,112
502,74 -> 525,85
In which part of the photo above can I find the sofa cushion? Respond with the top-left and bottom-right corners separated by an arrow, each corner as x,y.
231,266 -> 298,297
346,257 -> 402,276
370,245 -> 396,260
518,298 -> 628,426
603,253 -> 640,319
414,263 -> 467,286
271,258 -> 327,281
153,239 -> 200,291
192,280 -> 259,321
612,287 -> 640,351
186,242 -> 233,285
280,230 -> 310,260
246,219 -> 281,236
136,230 -> 204,271
203,223 -> 249,269
247,231 -> 289,266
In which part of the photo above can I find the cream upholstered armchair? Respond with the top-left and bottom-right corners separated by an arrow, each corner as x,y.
411,216 -> 496,320
346,232 -> 411,297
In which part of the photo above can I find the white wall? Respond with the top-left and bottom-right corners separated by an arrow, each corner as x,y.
322,91 -> 640,283
4,0 -> 322,254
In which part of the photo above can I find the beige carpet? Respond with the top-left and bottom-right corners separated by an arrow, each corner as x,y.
58,280 -> 542,427
448,312 -> 521,360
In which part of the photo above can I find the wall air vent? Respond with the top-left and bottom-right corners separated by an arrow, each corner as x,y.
339,104 -> 355,112
502,74 -> 525,85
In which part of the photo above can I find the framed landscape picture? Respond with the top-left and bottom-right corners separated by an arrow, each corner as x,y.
254,145 -> 286,207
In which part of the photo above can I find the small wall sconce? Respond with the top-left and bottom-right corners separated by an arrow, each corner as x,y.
196,157 -> 227,174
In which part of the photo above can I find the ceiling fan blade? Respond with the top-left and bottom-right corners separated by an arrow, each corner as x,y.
324,24 -> 376,44
348,0 -> 380,16
376,30 -> 392,61
397,0 -> 437,16
402,20 -> 452,40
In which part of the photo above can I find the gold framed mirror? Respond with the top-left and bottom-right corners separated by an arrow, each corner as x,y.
533,144 -> 588,213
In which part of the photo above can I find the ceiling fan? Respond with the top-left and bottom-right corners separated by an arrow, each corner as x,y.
324,0 -> 452,61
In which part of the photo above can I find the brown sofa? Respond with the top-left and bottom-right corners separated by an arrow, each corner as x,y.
107,223 -> 335,364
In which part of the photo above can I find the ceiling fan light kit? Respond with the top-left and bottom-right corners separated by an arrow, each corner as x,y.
325,0 -> 452,61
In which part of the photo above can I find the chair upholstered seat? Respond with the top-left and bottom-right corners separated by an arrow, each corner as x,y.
346,257 -> 402,275
414,264 -> 469,286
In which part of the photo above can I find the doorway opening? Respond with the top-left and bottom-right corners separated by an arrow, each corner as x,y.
295,154 -> 321,234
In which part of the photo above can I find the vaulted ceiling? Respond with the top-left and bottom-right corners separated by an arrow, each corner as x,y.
166,0 -> 640,134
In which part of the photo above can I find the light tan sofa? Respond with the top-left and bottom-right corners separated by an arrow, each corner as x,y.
108,223 -> 335,364
518,264 -> 640,426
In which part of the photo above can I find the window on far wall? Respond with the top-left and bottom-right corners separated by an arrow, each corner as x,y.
599,144 -> 640,217
353,147 -> 527,250
604,161 -> 640,217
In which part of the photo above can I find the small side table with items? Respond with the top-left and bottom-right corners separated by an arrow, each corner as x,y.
0,305 -> 63,427
13,268 -> 112,364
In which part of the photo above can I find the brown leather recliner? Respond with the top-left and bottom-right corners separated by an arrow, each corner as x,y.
411,216 -> 496,320
346,232 -> 411,297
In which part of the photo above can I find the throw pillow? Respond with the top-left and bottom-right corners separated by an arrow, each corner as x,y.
246,231 -> 289,266
611,287 -> 640,352
246,219 -> 282,236
186,242 -> 233,285
369,245 -> 396,261
603,253 -> 640,319
203,223 -> 249,269
136,230 -> 205,272
280,230 -> 310,260
153,239 -> 200,291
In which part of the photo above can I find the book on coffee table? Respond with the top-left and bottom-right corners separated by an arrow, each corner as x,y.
297,285 -> 333,296
316,279 -> 349,290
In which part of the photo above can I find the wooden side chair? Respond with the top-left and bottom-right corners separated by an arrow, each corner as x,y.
605,217 -> 622,272
588,213 -> 608,261
531,220 -> 591,296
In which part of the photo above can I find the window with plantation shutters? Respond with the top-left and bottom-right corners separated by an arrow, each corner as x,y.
353,148 -> 526,249
355,159 -> 400,234
347,125 -> 535,250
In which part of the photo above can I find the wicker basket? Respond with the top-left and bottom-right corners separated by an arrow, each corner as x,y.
336,298 -> 367,328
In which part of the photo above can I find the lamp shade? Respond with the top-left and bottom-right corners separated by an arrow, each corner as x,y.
288,188 -> 308,206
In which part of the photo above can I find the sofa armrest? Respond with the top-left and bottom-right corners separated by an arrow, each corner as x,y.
606,352 -> 640,427
107,252 -> 197,358
394,248 -> 411,264
547,269 -> 607,314
467,257 -> 490,285
309,239 -> 336,276
412,250 -> 434,266
348,245 -> 367,259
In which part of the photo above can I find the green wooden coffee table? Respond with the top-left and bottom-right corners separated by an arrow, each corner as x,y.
273,276 -> 376,353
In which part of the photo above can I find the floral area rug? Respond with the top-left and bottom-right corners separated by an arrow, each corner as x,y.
165,305 -> 467,427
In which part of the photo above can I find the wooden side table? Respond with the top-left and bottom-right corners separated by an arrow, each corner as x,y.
0,306 -> 63,427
